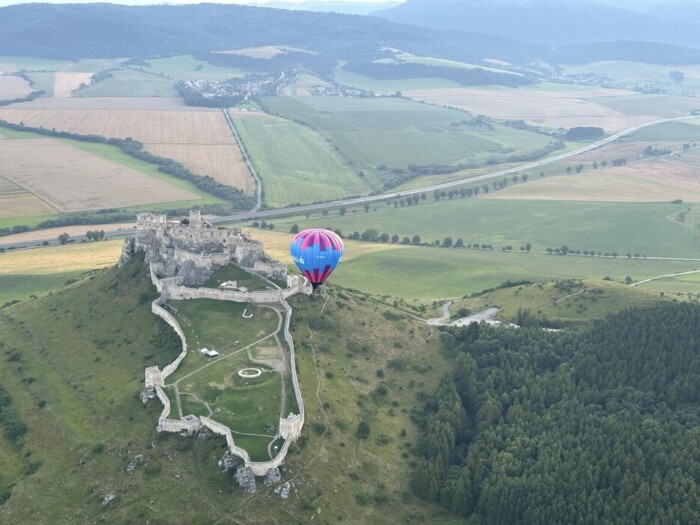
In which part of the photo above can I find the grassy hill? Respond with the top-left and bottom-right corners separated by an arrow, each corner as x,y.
0,254 -> 463,524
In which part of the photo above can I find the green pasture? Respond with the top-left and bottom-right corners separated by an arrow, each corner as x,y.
259,96 -> 552,181
637,270 -> 700,297
232,115 -> 371,207
73,69 -> 177,97
334,67 -> 461,91
0,56 -> 121,72
625,119 -> 700,141
24,71 -> 54,95
0,124 -> 45,139
142,55 -> 244,81
286,199 -> 700,260
329,244 -> 700,300
0,272 -> 84,305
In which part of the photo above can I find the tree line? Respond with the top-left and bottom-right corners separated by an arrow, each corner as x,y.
411,302 -> 700,523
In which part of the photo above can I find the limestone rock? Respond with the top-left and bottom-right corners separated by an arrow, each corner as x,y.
234,467 -> 257,494
264,467 -> 282,486
101,492 -> 116,507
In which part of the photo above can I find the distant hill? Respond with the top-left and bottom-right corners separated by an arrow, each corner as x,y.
261,1 -> 402,15
0,3 -> 536,66
375,0 -> 700,49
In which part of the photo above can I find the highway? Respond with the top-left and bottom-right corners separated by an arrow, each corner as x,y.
1,114 -> 696,250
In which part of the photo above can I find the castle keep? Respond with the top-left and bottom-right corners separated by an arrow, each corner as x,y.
119,210 -> 287,286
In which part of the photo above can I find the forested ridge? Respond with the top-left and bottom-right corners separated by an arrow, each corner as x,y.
412,303 -> 700,523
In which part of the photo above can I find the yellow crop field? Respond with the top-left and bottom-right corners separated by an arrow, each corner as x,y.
54,72 -> 93,97
0,239 -> 122,275
0,138 -> 199,212
0,193 -> 57,218
146,144 -> 255,194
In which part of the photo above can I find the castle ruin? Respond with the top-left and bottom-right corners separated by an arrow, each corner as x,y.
119,210 -> 287,286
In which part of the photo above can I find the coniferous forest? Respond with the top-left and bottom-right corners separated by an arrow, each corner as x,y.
412,303 -> 700,524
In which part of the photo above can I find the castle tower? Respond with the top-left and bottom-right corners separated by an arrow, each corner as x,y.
189,210 -> 203,229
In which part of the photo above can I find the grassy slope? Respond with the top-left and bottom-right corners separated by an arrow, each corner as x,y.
232,115 -> 370,206
0,256 -> 460,524
334,67 -> 461,92
447,278 -> 674,327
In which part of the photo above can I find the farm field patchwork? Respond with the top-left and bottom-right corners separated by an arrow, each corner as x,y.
232,114 -> 371,206
590,94 -> 700,118
259,96 -> 552,183
0,107 -> 254,192
0,138 -> 200,212
563,61 -> 700,93
403,86 -> 657,132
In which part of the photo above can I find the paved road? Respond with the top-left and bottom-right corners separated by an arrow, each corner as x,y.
1,114 -> 697,251
208,115 -> 700,225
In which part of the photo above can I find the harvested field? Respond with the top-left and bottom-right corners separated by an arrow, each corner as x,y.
404,87 -> 655,132
0,138 -> 199,212
146,144 -> 254,194
0,193 -> 56,218
0,223 -> 132,246
0,108 -> 254,192
0,75 -> 32,100
0,64 -> 17,73
4,97 -> 191,109
484,158 -> 700,202
569,141 -> 684,163
0,109 -> 235,144
53,72 -> 93,97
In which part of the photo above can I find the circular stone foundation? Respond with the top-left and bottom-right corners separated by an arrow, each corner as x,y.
238,368 -> 263,379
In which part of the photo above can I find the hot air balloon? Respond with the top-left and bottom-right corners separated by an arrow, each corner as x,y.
290,228 -> 344,289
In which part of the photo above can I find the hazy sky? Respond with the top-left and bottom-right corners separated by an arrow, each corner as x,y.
0,0 -> 396,5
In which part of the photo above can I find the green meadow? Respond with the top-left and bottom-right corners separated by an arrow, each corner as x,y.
329,243 -> 699,300
74,69 -> 178,97
232,115 -> 371,206
141,55 -> 244,81
283,199 -> 700,260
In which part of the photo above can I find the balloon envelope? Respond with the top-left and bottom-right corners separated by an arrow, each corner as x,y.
290,228 -> 344,287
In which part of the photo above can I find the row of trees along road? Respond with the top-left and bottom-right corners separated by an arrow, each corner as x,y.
412,302 -> 700,523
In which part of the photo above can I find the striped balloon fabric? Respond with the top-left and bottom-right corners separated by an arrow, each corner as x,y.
289,228 -> 344,288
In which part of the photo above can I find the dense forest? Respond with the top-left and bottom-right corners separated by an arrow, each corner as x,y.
412,303 -> 700,523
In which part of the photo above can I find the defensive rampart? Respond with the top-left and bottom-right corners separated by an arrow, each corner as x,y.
143,251 -> 310,477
